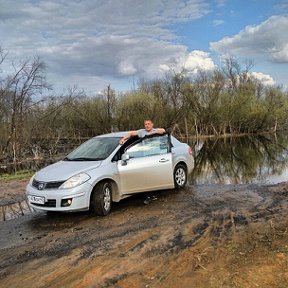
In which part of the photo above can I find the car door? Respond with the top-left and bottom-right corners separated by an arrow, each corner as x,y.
117,134 -> 174,194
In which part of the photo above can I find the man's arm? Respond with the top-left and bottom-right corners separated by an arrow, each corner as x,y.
119,131 -> 138,145
155,128 -> 166,134
148,128 -> 166,136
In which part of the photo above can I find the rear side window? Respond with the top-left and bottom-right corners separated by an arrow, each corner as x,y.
126,135 -> 169,158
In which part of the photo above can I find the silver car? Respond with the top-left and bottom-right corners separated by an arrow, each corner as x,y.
26,132 -> 194,216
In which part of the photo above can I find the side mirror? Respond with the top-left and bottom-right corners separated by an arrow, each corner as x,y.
121,153 -> 130,165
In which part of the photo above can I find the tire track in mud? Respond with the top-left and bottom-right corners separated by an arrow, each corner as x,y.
90,184 -> 287,287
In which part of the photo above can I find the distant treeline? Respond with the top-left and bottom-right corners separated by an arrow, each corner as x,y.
1,49 -> 288,168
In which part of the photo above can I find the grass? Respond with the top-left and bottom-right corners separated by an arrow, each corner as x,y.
0,170 -> 34,182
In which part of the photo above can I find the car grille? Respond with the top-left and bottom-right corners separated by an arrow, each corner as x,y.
32,179 -> 65,190
33,199 -> 57,207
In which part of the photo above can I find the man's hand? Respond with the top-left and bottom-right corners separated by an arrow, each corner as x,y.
119,131 -> 137,145
119,137 -> 126,145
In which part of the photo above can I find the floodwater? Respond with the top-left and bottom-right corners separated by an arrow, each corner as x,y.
0,199 -> 34,221
190,133 -> 288,185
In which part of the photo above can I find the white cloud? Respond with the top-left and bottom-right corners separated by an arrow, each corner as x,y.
118,61 -> 137,76
43,35 -> 190,78
0,0 -> 211,91
180,50 -> 216,74
210,15 -> 288,63
250,72 -> 275,86
156,50 -> 216,75
215,0 -> 227,8
213,19 -> 225,26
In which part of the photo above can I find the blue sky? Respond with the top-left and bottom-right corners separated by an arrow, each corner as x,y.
0,0 -> 287,95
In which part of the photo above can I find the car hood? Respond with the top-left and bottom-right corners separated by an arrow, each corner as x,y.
34,160 -> 102,182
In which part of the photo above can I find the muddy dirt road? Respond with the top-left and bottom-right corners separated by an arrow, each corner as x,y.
0,180 -> 288,288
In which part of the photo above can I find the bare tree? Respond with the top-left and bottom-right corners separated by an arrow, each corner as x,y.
0,47 -> 9,116
0,46 -> 8,67
104,84 -> 116,132
222,57 -> 241,92
2,56 -> 51,169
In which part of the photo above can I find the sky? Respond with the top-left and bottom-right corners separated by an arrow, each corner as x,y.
0,0 -> 288,95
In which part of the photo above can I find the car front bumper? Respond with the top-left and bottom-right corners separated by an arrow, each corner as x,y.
26,181 -> 93,212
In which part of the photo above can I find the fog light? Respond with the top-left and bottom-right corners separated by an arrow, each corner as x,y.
61,198 -> 72,207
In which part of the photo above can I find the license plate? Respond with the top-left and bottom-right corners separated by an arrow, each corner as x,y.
28,195 -> 45,205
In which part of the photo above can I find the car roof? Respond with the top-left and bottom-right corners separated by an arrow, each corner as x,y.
94,132 -> 128,138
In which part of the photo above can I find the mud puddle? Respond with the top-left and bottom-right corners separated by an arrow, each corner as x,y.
0,198 -> 33,221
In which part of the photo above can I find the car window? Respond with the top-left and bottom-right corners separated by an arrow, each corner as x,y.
65,137 -> 120,161
126,135 -> 169,158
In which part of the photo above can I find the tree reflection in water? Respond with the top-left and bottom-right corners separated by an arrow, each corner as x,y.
1,199 -> 32,221
190,133 -> 288,185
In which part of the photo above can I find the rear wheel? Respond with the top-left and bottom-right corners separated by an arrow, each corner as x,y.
90,181 -> 112,216
174,164 -> 187,189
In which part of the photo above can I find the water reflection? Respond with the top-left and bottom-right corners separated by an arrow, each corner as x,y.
1,199 -> 33,221
190,133 -> 288,185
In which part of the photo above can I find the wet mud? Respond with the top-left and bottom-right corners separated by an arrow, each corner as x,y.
0,180 -> 287,288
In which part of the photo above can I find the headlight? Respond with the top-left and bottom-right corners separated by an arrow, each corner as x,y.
60,173 -> 91,189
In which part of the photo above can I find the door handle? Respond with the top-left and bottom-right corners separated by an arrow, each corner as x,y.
159,158 -> 169,163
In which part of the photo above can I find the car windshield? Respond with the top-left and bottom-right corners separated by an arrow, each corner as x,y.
64,137 -> 120,161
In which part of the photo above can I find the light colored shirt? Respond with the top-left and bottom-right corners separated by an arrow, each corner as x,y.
137,128 -> 157,138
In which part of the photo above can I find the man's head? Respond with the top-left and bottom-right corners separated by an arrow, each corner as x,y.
144,119 -> 154,132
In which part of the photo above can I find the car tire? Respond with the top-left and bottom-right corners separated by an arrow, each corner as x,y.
174,164 -> 187,189
91,181 -> 112,216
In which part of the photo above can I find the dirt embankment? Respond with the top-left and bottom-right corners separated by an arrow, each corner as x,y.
0,179 -> 288,288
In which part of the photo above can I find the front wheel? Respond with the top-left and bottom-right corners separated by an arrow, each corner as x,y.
174,164 -> 187,189
90,181 -> 112,216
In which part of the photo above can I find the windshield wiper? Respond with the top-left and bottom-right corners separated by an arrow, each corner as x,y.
67,157 -> 103,161
63,157 -> 71,161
